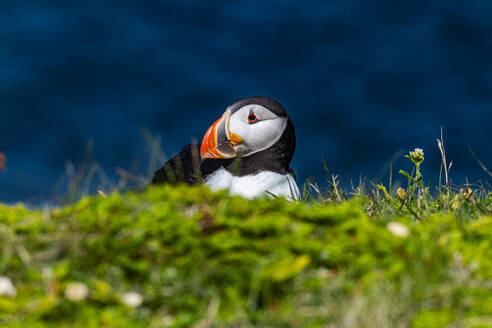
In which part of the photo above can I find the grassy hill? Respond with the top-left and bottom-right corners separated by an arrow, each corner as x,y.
1,147 -> 492,327
0,182 -> 492,327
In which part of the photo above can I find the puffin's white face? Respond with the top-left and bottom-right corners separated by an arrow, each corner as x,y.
200,103 -> 287,159
229,104 -> 287,156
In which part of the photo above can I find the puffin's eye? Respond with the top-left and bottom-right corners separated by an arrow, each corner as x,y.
248,111 -> 259,124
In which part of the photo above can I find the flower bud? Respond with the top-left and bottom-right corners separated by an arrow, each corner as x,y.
0,277 -> 17,297
65,282 -> 89,301
387,222 -> 409,237
121,292 -> 143,308
396,187 -> 406,199
462,187 -> 473,199
409,148 -> 424,164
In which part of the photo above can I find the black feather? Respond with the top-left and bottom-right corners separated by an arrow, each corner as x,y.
151,144 -> 233,185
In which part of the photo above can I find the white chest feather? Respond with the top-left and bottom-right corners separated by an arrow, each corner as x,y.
205,168 -> 300,200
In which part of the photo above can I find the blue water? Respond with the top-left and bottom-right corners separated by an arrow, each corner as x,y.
1,1 -> 492,202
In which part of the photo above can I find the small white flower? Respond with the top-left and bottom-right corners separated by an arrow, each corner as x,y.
64,282 -> 89,301
387,222 -> 410,237
121,292 -> 143,308
0,276 -> 17,297
409,148 -> 424,163
161,314 -> 175,326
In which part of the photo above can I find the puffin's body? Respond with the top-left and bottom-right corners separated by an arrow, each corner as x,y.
152,96 -> 300,200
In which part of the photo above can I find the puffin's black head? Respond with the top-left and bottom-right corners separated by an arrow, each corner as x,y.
200,96 -> 295,174
227,96 -> 288,118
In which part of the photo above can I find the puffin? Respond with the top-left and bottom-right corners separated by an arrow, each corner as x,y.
152,96 -> 300,200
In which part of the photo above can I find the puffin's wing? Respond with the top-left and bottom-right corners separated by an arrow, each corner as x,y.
152,144 -> 202,185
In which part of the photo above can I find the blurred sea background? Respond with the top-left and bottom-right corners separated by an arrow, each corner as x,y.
1,1 -> 492,203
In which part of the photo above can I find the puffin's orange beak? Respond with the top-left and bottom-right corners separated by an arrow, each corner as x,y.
200,110 -> 243,159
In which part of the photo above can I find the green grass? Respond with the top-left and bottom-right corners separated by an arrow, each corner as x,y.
0,145 -> 491,327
